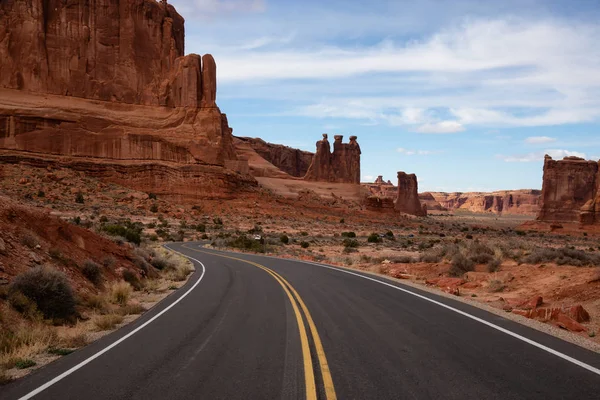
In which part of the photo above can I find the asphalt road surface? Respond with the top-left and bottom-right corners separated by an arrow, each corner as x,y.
2,242 -> 600,400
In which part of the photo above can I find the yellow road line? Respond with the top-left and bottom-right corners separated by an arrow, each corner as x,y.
270,270 -> 337,400
182,246 -> 318,400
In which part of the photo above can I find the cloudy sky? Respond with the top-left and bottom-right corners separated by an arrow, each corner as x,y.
170,0 -> 600,192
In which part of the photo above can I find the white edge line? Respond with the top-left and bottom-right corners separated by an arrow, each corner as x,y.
204,246 -> 600,377
19,244 -> 206,400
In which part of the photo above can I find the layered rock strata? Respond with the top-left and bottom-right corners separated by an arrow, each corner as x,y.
304,134 -> 361,184
537,155 -> 600,225
0,0 -> 252,200
234,137 -> 313,178
395,172 -> 427,216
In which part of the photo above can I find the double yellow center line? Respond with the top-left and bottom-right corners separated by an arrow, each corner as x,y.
182,246 -> 337,400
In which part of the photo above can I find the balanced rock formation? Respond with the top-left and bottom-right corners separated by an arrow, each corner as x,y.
0,0 -> 253,201
537,155 -> 600,224
304,134 -> 361,184
234,137 -> 313,178
395,172 -> 427,216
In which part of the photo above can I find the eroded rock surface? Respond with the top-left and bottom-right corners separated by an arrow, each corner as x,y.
235,137 -> 313,178
537,155 -> 600,224
304,134 -> 361,184
0,0 -> 253,200
395,172 -> 427,216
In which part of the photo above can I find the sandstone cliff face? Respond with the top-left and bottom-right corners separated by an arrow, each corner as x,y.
395,172 -> 427,216
0,0 -> 252,200
537,155 -> 600,224
235,137 -> 313,178
304,134 -> 361,184
428,190 -> 541,215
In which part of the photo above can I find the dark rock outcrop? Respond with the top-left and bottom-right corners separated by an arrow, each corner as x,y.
395,172 -> 427,216
537,155 -> 600,224
235,137 -> 313,178
304,134 -> 361,184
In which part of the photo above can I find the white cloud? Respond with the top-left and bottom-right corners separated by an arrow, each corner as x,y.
415,121 -> 464,134
397,148 -> 441,155
363,175 -> 374,181
501,149 -> 587,162
202,17 -> 600,129
171,0 -> 265,16
525,136 -> 556,144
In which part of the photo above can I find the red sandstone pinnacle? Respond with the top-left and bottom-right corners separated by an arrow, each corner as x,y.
201,54 -> 217,108
304,134 -> 361,184
395,172 -> 427,217
537,155 -> 600,225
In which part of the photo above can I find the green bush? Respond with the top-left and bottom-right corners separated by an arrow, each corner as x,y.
148,193 -> 157,200
342,238 -> 359,248
467,242 -> 495,264
196,224 -> 206,233
280,235 -> 289,244
367,233 -> 382,243
82,260 -> 102,286
150,204 -> 159,213
213,217 -> 223,225
523,247 -> 600,267
299,231 -> 309,237
101,223 -> 142,245
300,241 -> 310,249
9,266 -> 76,320
341,232 -> 356,238
75,192 -> 84,204
227,235 -> 264,253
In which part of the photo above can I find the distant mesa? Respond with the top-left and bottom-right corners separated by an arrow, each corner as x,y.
537,155 -> 600,225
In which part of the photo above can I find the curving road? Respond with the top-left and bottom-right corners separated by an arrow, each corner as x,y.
2,242 -> 600,400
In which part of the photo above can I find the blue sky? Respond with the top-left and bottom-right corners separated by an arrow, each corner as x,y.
170,0 -> 600,192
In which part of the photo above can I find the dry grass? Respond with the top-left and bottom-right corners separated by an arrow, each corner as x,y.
109,281 -> 132,305
116,303 -> 146,316
169,263 -> 194,282
93,314 -> 124,331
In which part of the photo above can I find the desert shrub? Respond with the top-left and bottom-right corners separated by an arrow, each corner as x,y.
392,256 -> 414,263
75,192 -> 84,204
343,238 -> 359,248
385,231 -> 395,239
148,193 -> 157,200
150,254 -> 175,271
82,260 -> 102,285
227,235 -> 264,253
150,204 -> 159,213
367,233 -> 382,243
300,241 -> 310,249
20,233 -> 38,249
201,234 -> 209,240
196,224 -> 206,233
340,218 -> 345,223
171,263 -> 193,282
149,234 -> 158,241
419,250 -> 442,263
467,242 -> 495,264
101,223 -> 142,245
82,293 -> 109,312
122,270 -> 142,290
37,190 -> 45,198
14,358 -> 36,369
341,232 -> 356,238
109,281 -> 132,305
299,231 -> 309,237
487,258 -> 502,273
117,303 -> 146,316
146,222 -> 157,229
280,235 -> 289,244
449,254 -> 475,277
523,247 -> 600,267
213,217 -> 223,225
93,314 -> 124,331
9,267 -> 76,320
488,279 -> 506,293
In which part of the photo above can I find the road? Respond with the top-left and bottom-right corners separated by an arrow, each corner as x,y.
2,242 -> 600,399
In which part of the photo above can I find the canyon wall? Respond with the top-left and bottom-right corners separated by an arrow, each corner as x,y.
0,0 -> 252,200
428,190 -> 541,215
537,155 -> 600,225
235,137 -> 313,178
304,134 -> 361,184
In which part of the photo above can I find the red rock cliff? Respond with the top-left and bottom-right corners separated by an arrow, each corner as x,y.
537,155 -> 600,224
0,0 -> 253,201
395,172 -> 427,216
235,137 -> 313,178
304,134 -> 361,184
